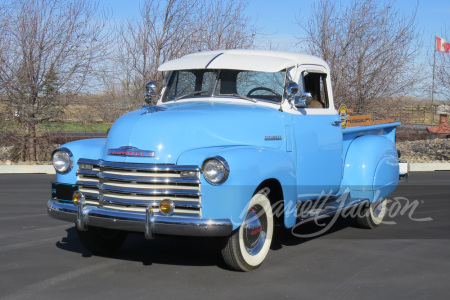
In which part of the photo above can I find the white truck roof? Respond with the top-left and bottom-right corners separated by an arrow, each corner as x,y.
158,49 -> 328,73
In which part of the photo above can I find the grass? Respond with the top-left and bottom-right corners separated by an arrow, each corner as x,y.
39,121 -> 111,133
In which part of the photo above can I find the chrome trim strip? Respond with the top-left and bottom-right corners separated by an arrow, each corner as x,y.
101,184 -> 201,197
56,147 -> 74,158
76,181 -> 99,188
99,172 -> 200,184
78,158 -> 199,172
82,192 -> 100,199
100,160 -> 199,171
78,158 -> 101,165
101,196 -> 201,209
77,169 -> 100,177
47,200 -> 232,237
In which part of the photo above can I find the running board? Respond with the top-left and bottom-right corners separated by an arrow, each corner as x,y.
297,196 -> 369,222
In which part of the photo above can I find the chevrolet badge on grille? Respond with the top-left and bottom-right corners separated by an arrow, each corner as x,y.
107,146 -> 155,157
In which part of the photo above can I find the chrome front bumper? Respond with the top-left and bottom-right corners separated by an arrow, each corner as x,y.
47,200 -> 233,239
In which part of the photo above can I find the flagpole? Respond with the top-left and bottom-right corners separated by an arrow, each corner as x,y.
431,35 -> 436,124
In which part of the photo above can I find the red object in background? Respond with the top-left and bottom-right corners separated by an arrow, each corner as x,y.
427,114 -> 450,134
436,36 -> 450,53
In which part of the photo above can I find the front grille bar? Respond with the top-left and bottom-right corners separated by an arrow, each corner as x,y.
101,184 -> 201,197
76,159 -> 202,217
99,172 -> 200,184
99,160 -> 199,172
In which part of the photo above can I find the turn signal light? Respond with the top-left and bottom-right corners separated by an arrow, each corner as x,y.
160,199 -> 174,215
72,191 -> 84,204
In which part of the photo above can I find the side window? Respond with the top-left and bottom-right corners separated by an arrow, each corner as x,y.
303,72 -> 329,108
236,70 -> 285,102
165,71 -> 196,100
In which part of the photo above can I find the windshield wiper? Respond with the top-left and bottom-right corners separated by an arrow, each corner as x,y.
219,93 -> 258,103
175,90 -> 209,101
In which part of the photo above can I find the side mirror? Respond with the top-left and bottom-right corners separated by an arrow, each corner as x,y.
285,81 -> 311,108
145,81 -> 158,105
286,81 -> 299,97
295,92 -> 313,108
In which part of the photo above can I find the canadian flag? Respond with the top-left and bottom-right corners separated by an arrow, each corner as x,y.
436,36 -> 450,53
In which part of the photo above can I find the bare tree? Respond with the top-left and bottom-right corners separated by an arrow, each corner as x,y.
115,0 -> 198,107
298,0 -> 420,114
114,0 -> 256,107
0,0 -> 109,161
196,0 -> 255,51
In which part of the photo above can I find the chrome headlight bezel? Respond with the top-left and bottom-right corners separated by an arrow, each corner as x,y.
201,156 -> 230,185
51,147 -> 74,174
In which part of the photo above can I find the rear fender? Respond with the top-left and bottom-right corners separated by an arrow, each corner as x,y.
340,135 -> 399,202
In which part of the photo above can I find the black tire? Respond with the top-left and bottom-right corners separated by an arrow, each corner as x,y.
77,226 -> 127,255
356,198 -> 387,229
221,190 -> 273,272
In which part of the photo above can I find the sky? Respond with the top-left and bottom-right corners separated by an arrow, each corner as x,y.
97,0 -> 450,98
98,0 -> 450,55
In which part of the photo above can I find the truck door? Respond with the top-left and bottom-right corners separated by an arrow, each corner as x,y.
292,71 -> 343,200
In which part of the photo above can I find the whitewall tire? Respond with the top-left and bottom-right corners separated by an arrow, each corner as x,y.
221,190 -> 274,271
357,198 -> 387,229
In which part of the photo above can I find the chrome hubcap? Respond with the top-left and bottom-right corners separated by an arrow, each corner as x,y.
244,205 -> 267,256
372,200 -> 384,217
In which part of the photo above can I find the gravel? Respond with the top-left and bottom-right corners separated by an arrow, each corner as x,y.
396,138 -> 450,163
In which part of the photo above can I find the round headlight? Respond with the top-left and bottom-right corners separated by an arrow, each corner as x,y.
202,156 -> 229,185
52,149 -> 73,174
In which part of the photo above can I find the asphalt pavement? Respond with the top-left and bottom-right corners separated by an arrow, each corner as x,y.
0,172 -> 449,300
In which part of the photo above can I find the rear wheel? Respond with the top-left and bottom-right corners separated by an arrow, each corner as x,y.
356,198 -> 387,229
77,226 -> 127,255
221,190 -> 273,271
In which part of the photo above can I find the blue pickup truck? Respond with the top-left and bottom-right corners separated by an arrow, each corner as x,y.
48,50 -> 408,271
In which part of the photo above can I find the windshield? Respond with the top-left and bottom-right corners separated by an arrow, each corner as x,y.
162,69 -> 287,103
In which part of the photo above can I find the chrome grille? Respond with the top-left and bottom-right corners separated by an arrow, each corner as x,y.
76,159 -> 201,218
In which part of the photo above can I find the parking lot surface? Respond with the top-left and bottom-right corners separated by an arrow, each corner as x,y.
0,172 -> 449,299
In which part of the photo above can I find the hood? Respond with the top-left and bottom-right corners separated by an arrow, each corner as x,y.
103,100 -> 286,164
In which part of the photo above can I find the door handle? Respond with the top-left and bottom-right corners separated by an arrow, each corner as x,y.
331,121 -> 342,126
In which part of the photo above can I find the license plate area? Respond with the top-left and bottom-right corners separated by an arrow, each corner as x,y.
51,182 -> 79,202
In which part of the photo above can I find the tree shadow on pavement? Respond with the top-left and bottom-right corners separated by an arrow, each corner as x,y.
55,226 -> 226,268
271,215 -> 360,250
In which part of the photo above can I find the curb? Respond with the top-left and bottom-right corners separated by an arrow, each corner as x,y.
409,163 -> 450,172
0,165 -> 56,174
0,163 -> 449,174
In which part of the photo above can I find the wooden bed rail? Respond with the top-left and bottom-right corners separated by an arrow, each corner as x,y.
346,109 -> 395,127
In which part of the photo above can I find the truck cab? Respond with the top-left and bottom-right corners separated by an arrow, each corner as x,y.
48,50 -> 405,271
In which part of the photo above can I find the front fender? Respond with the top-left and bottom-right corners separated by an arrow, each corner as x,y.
54,138 -> 107,184
177,146 -> 297,229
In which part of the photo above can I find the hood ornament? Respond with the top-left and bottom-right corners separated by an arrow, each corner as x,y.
107,146 -> 155,157
142,105 -> 167,114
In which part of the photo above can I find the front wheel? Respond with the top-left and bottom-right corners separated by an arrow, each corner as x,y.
356,198 -> 387,229
77,226 -> 127,255
221,190 -> 274,271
